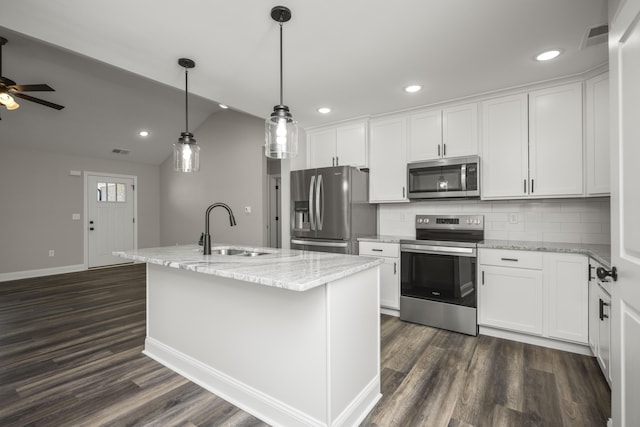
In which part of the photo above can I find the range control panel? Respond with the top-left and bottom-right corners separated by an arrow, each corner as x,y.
415,214 -> 484,230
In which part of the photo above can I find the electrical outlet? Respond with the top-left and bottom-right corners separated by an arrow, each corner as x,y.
509,213 -> 519,224
244,206 -> 252,214
48,250 -> 55,257
72,213 -> 81,220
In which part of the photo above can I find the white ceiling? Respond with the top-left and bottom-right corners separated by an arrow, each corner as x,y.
0,0 -> 608,166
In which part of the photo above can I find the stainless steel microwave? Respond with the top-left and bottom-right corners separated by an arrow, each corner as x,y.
407,156 -> 480,199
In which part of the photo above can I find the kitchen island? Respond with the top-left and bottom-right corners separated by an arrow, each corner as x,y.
114,245 -> 383,427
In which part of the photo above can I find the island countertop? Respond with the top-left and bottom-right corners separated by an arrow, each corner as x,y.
114,244 -> 383,292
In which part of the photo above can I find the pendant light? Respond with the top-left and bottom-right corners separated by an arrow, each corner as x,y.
265,6 -> 298,159
173,58 -> 200,172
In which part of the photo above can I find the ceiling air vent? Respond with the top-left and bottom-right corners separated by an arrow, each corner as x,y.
580,24 -> 608,50
112,148 -> 130,155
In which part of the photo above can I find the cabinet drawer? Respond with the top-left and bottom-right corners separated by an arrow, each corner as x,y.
479,249 -> 542,270
359,241 -> 399,258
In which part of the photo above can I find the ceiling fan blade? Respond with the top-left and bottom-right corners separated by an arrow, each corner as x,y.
12,92 -> 65,110
9,84 -> 55,92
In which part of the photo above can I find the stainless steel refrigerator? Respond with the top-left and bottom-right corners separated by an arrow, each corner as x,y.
290,166 -> 377,254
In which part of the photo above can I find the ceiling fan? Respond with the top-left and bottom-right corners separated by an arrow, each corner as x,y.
0,36 -> 65,118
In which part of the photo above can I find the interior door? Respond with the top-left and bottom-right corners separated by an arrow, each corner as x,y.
609,1 -> 640,425
87,174 -> 135,268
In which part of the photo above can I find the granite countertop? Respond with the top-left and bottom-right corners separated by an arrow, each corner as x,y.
358,235 -> 413,244
114,244 -> 383,292
479,239 -> 611,268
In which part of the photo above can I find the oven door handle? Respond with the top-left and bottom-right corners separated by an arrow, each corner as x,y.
401,244 -> 476,257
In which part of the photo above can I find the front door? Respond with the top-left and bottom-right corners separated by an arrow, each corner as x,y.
609,1 -> 640,425
87,173 -> 136,268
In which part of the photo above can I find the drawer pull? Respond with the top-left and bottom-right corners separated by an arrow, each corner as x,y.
501,257 -> 519,262
372,249 -> 383,252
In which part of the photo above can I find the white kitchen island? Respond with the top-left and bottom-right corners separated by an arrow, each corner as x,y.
114,245 -> 383,427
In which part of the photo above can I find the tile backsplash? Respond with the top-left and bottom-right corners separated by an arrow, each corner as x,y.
378,198 -> 610,244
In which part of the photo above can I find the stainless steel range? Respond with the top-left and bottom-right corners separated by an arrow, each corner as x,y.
400,214 -> 484,336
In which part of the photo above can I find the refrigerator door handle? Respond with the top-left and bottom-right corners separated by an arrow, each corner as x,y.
309,175 -> 316,231
317,174 -> 324,231
291,239 -> 348,248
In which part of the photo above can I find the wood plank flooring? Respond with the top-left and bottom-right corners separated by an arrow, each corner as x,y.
0,264 -> 610,426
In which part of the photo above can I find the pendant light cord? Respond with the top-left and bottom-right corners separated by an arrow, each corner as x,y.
185,67 -> 189,133
279,21 -> 284,106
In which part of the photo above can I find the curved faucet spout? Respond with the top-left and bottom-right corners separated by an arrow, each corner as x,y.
203,203 -> 237,255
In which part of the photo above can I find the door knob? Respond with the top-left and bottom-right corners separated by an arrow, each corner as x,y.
597,266 -> 618,282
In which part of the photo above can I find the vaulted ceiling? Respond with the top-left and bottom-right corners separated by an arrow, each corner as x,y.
0,0 -> 608,165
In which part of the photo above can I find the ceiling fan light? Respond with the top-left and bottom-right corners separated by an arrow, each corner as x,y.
5,100 -> 19,110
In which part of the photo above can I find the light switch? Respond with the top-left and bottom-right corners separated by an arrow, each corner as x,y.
72,213 -> 81,220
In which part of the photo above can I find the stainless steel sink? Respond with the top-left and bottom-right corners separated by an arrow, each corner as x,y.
210,248 -> 246,256
241,252 -> 268,257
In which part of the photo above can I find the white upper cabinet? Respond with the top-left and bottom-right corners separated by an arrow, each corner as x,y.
481,94 -> 529,198
369,116 -> 408,203
481,82 -> 584,199
408,103 -> 478,162
307,120 -> 368,169
585,73 -> 610,195
529,82 -> 584,197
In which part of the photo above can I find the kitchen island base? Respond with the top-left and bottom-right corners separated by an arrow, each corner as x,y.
144,263 -> 381,427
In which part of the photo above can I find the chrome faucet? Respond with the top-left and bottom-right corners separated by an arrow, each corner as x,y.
203,203 -> 237,255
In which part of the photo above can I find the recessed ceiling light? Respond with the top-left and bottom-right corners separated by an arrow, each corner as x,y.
318,107 -> 331,114
138,130 -> 150,137
536,49 -> 561,61
404,85 -> 422,93
219,104 -> 229,109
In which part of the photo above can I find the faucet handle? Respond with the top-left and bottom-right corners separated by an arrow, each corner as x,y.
198,232 -> 204,246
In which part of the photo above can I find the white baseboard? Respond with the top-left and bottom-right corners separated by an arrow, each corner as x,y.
479,326 -> 593,356
0,264 -> 86,282
332,376 -> 381,427
144,337 -> 327,427
380,307 -> 400,317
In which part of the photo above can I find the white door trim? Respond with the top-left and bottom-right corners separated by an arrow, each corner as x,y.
83,171 -> 138,268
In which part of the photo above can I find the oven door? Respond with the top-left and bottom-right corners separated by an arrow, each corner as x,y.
400,244 -> 477,308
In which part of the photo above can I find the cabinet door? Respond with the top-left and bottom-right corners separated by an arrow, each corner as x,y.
597,285 -> 611,384
529,82 -> 583,197
380,257 -> 400,309
479,265 -> 543,335
481,94 -> 529,198
586,73 -> 610,195
442,103 -> 478,158
336,122 -> 367,168
588,280 -> 600,355
408,110 -> 442,161
369,117 -> 408,202
308,128 -> 336,169
546,253 -> 589,344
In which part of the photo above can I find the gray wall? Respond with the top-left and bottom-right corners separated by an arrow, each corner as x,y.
160,109 -> 267,247
0,145 -> 160,274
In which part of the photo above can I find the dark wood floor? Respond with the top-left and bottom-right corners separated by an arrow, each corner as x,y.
0,264 -> 610,426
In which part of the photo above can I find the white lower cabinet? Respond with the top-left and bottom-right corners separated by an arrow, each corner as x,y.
359,241 -> 400,310
588,258 -> 612,385
479,249 -> 589,346
479,251 -> 544,335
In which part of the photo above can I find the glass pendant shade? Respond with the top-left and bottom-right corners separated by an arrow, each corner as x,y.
174,132 -> 200,172
265,105 -> 298,159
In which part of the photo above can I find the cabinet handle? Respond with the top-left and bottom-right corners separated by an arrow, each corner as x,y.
394,262 -> 397,275
443,143 -> 447,157
372,249 -> 383,252
501,257 -> 519,262
336,156 -> 339,165
524,179 -> 527,194
599,299 -> 610,320
332,157 -> 335,166
531,179 -> 534,194
438,145 -> 441,157
482,270 -> 484,285
403,186 -> 406,198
